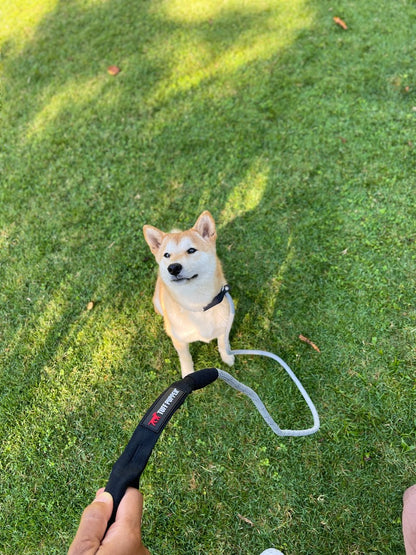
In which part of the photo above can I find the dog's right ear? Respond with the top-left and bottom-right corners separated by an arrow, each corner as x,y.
143,225 -> 165,254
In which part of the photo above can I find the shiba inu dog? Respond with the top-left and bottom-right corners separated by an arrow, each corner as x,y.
143,211 -> 235,377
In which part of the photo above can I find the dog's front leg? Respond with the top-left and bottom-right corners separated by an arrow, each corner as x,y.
172,338 -> 194,377
217,335 -> 235,367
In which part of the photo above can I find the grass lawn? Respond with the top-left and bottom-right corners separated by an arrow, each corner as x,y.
1,0 -> 415,553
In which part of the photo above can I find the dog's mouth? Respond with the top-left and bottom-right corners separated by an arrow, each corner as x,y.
171,274 -> 199,283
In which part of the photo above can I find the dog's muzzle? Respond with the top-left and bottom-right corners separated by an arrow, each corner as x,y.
167,263 -> 198,282
168,263 -> 182,276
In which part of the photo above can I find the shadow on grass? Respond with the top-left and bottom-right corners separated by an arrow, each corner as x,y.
1,0 -> 415,552
1,0 -> 316,408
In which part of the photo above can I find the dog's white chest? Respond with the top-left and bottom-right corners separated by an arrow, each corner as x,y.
168,304 -> 228,344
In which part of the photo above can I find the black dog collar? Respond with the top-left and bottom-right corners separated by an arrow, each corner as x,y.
203,284 -> 230,312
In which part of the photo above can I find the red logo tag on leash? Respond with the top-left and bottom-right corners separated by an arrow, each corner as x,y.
148,412 -> 161,426
141,387 -> 187,433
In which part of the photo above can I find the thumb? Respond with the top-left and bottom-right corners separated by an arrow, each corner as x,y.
68,492 -> 113,555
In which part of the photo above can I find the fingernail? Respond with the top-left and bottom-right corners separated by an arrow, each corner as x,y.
95,491 -> 113,503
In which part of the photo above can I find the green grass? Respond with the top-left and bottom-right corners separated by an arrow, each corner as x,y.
1,0 -> 415,553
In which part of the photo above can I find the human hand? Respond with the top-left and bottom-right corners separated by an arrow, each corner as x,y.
68,487 -> 150,555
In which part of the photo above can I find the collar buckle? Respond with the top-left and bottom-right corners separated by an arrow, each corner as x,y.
203,284 -> 230,312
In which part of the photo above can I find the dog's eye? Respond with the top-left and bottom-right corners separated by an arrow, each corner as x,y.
187,248 -> 197,254
164,253 -> 170,258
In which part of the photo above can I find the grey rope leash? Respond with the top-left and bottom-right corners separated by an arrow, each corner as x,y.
217,368 -> 319,437
217,291 -> 320,437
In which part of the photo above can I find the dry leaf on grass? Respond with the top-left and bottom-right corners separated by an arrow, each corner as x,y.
107,65 -> 120,75
238,514 -> 254,526
333,16 -> 348,29
299,334 -> 320,352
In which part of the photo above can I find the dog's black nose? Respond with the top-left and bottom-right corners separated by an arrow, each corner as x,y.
168,263 -> 182,276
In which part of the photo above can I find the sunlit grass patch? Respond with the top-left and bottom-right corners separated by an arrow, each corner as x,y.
156,0 -> 314,98
25,77 -> 108,140
220,157 -> 269,224
0,0 -> 57,50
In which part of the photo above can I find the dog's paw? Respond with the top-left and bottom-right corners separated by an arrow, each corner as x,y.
221,352 -> 235,367
180,361 -> 195,377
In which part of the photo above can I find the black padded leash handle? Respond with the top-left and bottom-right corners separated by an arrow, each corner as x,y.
105,367 -> 219,526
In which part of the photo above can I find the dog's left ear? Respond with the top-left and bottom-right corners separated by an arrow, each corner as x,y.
193,211 -> 217,242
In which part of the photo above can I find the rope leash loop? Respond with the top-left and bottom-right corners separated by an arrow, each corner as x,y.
217,368 -> 319,437
222,291 -> 320,436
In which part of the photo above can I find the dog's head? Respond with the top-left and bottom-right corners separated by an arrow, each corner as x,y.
143,211 -> 218,286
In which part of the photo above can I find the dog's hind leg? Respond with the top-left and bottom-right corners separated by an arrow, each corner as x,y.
172,338 -> 194,377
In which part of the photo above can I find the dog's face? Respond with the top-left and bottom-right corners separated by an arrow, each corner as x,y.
143,211 -> 218,287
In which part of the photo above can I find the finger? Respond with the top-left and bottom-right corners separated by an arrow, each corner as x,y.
100,489 -> 146,554
68,492 -> 113,555
115,487 -> 144,527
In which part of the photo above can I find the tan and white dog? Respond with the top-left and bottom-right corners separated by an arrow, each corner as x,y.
143,211 -> 235,377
